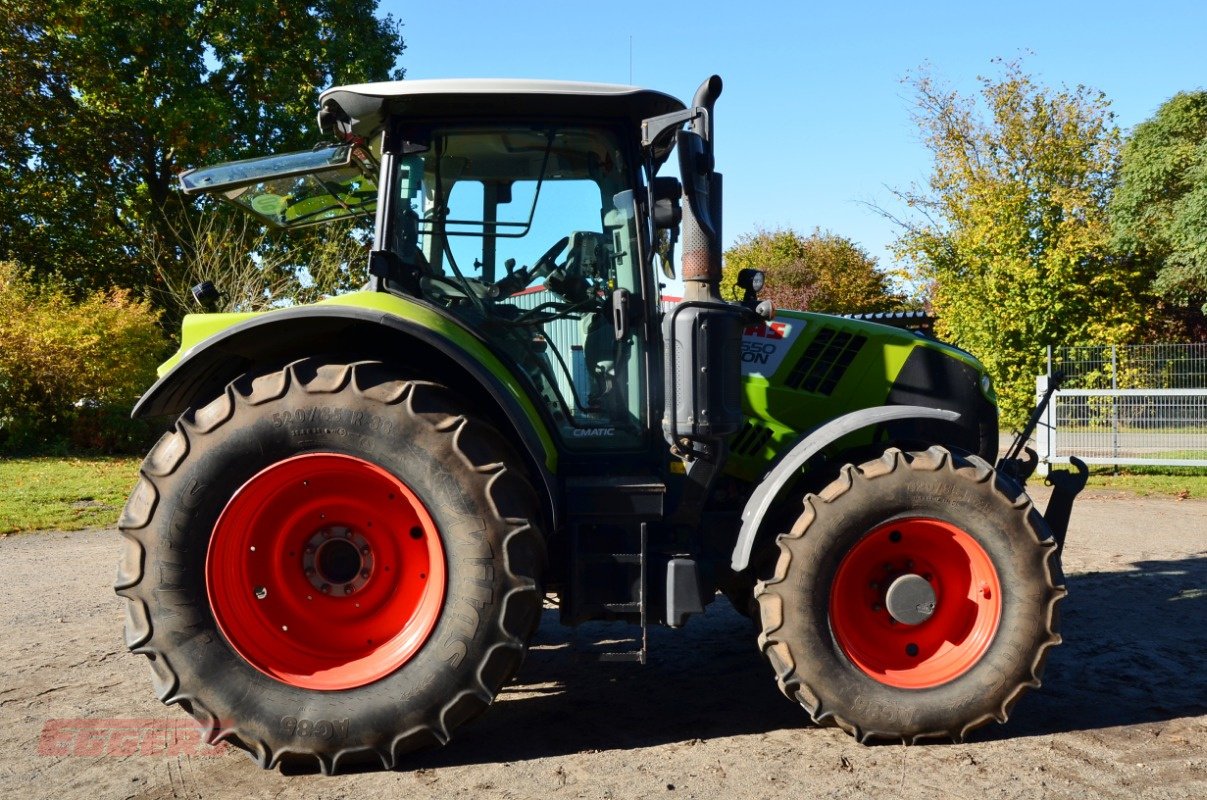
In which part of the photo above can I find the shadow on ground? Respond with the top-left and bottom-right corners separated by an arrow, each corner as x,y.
411,553 -> 1206,768
984,554 -> 1207,740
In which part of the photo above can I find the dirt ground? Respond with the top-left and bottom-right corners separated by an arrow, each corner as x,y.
1,486 -> 1204,800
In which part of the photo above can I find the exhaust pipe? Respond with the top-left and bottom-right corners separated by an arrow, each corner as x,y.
681,76 -> 724,302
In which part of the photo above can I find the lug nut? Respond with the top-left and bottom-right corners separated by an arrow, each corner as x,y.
320,583 -> 330,593
360,569 -> 370,579
343,584 -> 355,595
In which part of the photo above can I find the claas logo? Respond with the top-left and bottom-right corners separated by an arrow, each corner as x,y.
743,321 -> 788,340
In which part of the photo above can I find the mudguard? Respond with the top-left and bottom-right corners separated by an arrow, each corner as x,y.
731,405 -> 961,571
133,292 -> 560,525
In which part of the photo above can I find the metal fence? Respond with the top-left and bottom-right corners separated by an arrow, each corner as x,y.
1049,343 -> 1207,390
1036,344 -> 1207,471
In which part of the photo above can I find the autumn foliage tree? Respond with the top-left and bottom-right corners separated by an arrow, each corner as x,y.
0,262 -> 167,453
722,227 -> 903,314
891,60 -> 1152,426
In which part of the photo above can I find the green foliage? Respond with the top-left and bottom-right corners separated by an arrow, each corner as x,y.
893,60 -> 1152,427
0,262 -> 168,453
722,227 -> 905,313
1111,91 -> 1207,315
0,0 -> 403,314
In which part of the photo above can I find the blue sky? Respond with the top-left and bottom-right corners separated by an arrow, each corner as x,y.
378,0 -> 1206,276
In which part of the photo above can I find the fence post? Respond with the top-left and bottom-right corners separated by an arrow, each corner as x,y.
1111,344 -> 1119,468
1035,373 -> 1053,477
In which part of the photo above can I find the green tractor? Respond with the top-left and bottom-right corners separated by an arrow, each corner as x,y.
116,75 -> 1075,773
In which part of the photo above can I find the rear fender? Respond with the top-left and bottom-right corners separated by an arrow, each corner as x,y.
133,293 -> 560,528
731,405 -> 961,571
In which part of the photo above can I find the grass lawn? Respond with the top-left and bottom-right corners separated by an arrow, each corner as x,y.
1074,467 -> 1207,499
0,455 -> 1203,535
0,456 -> 141,533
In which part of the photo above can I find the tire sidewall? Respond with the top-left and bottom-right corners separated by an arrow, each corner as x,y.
137,378 -> 533,758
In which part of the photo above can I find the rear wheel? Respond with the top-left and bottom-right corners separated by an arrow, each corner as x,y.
755,446 -> 1064,742
115,359 -> 544,773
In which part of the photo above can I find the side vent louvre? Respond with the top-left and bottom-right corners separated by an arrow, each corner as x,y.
785,328 -> 867,395
731,422 -> 774,456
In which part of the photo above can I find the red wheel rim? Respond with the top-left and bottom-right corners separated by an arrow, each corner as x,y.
206,453 -> 446,690
829,517 -> 1001,689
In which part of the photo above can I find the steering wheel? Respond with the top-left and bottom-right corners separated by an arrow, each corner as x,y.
491,236 -> 571,299
531,236 -> 571,281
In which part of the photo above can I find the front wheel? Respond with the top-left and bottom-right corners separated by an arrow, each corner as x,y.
755,446 -> 1064,742
115,359 -> 545,772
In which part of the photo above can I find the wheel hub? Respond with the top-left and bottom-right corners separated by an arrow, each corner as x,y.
302,527 -> 374,594
884,573 -> 936,625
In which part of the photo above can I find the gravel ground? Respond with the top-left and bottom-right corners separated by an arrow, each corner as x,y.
0,485 -> 1204,800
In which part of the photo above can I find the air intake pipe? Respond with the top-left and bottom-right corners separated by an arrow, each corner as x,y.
680,76 -> 724,302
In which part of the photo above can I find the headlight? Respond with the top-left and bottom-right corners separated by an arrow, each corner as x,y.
737,268 -> 765,293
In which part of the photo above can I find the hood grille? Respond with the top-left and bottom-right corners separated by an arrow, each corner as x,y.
785,328 -> 867,395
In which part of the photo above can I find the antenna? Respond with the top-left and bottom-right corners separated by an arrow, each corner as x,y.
629,35 -> 633,84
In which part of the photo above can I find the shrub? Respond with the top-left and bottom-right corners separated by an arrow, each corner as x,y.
0,262 -> 168,453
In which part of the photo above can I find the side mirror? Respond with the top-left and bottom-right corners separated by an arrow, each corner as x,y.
651,177 -> 682,230
651,177 -> 682,280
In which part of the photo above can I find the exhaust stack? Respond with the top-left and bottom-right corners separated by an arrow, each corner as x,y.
680,76 -> 724,302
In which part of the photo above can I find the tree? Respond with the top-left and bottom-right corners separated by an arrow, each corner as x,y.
890,60 -> 1151,427
0,0 -> 403,314
722,227 -> 904,314
1111,91 -> 1207,320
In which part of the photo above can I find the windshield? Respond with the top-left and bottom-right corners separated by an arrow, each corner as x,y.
387,125 -> 648,447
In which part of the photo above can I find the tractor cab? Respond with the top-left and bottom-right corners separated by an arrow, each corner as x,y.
181,79 -> 709,454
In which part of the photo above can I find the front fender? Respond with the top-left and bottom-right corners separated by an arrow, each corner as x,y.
730,405 -> 961,571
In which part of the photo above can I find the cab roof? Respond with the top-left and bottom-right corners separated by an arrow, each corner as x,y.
318,78 -> 686,140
